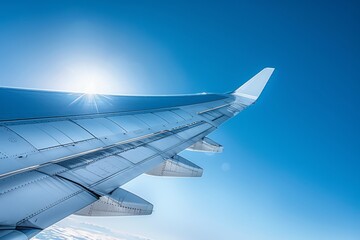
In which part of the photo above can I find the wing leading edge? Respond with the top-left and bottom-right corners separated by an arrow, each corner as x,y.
0,68 -> 274,239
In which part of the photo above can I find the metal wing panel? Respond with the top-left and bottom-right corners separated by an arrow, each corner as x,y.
49,121 -> 95,142
118,147 -> 157,164
108,115 -> 149,132
0,127 -> 37,158
134,113 -> 168,127
33,121 -> 214,196
153,111 -> 183,124
60,155 -> 132,186
16,183 -> 96,230
0,171 -> 96,228
36,123 -> 74,145
0,98 -> 223,178
74,118 -> 119,138
176,123 -> 212,139
92,117 -> 127,133
172,109 -> 193,120
61,122 -> 214,193
7,124 -> 61,150
91,155 -> 165,194
86,156 -> 132,177
148,135 -> 182,151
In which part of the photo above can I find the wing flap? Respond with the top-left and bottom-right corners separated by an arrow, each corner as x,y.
0,171 -> 97,230
75,188 -> 153,216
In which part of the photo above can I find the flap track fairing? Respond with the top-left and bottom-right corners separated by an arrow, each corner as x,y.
147,155 -> 203,177
75,188 -> 153,216
186,137 -> 223,153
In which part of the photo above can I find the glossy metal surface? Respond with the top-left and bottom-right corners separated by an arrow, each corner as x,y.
0,68 -> 274,239
0,88 -> 228,121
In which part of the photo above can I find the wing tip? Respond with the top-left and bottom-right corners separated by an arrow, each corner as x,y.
233,67 -> 275,101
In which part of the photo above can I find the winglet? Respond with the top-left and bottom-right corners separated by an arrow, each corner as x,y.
233,68 -> 274,101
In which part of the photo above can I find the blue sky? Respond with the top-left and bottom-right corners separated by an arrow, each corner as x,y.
0,1 -> 359,239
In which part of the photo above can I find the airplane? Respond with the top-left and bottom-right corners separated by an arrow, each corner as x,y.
0,68 -> 274,239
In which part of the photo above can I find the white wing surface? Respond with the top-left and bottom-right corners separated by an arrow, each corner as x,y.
0,68 -> 274,239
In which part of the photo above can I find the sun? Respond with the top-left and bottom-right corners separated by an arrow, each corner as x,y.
82,81 -> 98,94
53,56 -> 135,95
66,63 -> 112,94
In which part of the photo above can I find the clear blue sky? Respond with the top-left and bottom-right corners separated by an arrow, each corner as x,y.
1,1 -> 359,239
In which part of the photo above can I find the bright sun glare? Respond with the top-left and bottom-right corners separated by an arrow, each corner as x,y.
82,81 -> 99,94
71,68 -> 108,94
60,60 -> 116,95
53,55 -> 138,95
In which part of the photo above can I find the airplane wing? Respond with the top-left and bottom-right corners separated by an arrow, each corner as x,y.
0,68 -> 274,239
